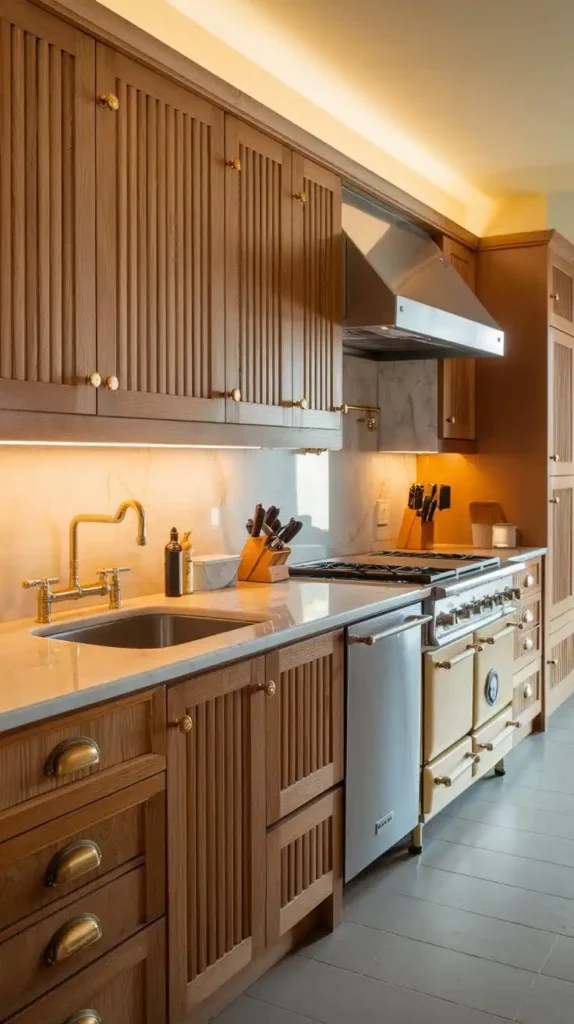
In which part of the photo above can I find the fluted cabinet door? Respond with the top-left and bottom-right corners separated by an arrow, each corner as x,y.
439,237 -> 476,440
0,0 -> 96,414
224,117 -> 293,426
167,659 -> 266,1020
96,46 -> 225,423
548,476 -> 574,623
292,156 -> 342,429
549,252 -> 574,337
548,328 -> 574,474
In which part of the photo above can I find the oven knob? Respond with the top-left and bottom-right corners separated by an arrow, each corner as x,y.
482,596 -> 494,610
458,604 -> 472,619
503,587 -> 515,601
493,593 -> 504,606
437,612 -> 456,627
472,600 -> 482,614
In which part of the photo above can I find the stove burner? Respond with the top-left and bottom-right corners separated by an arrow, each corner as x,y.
288,561 -> 456,585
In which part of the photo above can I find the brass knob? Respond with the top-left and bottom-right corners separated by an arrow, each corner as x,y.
523,636 -> 534,652
104,375 -> 119,391
260,679 -> 276,697
524,573 -> 535,587
550,293 -> 560,300
45,840 -> 102,887
99,92 -> 119,111
522,608 -> 534,624
293,190 -> 307,204
446,415 -> 456,424
45,737 -> 101,778
550,454 -> 560,461
227,157 -> 241,171
228,387 -> 241,402
86,371 -> 101,388
46,914 -> 102,966
547,658 -> 558,666
549,497 -> 560,504
523,682 -> 533,699
285,397 -> 308,409
177,715 -> 193,734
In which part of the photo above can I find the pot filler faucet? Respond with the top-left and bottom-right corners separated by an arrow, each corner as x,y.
23,500 -> 147,624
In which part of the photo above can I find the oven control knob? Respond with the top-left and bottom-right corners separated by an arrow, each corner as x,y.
458,604 -> 472,619
472,600 -> 482,614
493,592 -> 504,606
437,612 -> 456,627
503,587 -> 516,602
482,596 -> 494,610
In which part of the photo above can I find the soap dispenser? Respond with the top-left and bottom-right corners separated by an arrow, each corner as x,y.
165,527 -> 183,597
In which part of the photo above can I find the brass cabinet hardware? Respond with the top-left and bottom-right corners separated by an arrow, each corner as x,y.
46,913 -> 102,966
284,397 -> 308,410
550,292 -> 560,300
259,679 -> 277,697
522,636 -> 535,652
226,157 -> 241,171
104,375 -> 119,391
86,372 -> 102,388
434,752 -> 479,787
547,658 -> 558,666
99,92 -> 119,111
549,497 -> 560,504
45,840 -> 102,887
63,1013 -> 102,1024
445,415 -> 456,424
524,573 -> 535,588
435,646 -> 475,670
44,737 -> 101,778
333,402 -> 379,430
293,190 -> 307,203
550,454 -> 560,461
176,715 -> 193,734
511,621 -> 524,630
476,623 -> 514,646
523,681 -> 534,699
507,720 -> 521,728
213,387 -> 242,401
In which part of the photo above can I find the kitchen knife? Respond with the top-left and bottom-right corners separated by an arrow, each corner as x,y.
269,518 -> 282,534
408,484 -> 416,509
427,498 -> 438,522
430,483 -> 437,501
251,504 -> 265,537
414,484 -> 424,511
246,518 -> 254,534
280,519 -> 303,544
264,505 -> 280,528
438,485 -> 451,511
421,495 -> 432,522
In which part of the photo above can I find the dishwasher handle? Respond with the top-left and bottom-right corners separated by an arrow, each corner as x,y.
348,614 -> 432,646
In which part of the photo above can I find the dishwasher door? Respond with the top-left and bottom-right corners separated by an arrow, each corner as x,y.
345,602 -> 426,882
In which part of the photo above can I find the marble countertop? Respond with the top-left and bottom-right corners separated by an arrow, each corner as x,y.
0,580 -> 430,734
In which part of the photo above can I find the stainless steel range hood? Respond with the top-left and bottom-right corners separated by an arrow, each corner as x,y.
343,191 -> 504,360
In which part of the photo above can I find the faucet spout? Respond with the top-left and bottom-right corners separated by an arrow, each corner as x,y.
113,500 -> 147,547
68,500 -> 147,588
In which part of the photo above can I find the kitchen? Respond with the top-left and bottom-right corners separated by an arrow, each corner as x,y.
1,0 -> 574,1022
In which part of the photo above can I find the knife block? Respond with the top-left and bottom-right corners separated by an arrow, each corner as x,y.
396,508 -> 435,550
238,536 -> 291,583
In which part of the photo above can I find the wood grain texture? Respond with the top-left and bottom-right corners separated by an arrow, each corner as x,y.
549,328 -> 574,472
549,253 -> 574,336
5,920 -> 166,1024
265,631 -> 344,826
513,662 -> 541,718
96,44 -> 225,423
547,614 -> 574,714
548,478 -> 574,620
0,0 -> 96,413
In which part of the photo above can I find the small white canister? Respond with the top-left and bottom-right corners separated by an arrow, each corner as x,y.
191,554 -> 241,591
492,522 -> 517,548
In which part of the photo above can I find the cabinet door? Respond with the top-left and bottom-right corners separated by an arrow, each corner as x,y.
225,116 -> 293,425
0,0 -> 96,414
167,659 -> 266,1020
265,631 -> 344,826
548,476 -> 574,622
292,156 -> 342,429
96,46 -> 225,423
439,238 -> 476,440
549,252 -> 574,336
549,328 -> 574,473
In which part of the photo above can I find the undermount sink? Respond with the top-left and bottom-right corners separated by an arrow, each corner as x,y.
45,612 -> 256,649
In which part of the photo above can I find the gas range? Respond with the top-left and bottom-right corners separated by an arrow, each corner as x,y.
289,549 -> 525,647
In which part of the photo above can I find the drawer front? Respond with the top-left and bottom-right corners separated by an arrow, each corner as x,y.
515,558 -> 542,595
424,640 -> 475,762
422,737 -> 476,818
267,787 -> 342,944
517,595 -> 541,630
0,775 -> 165,935
473,615 -> 515,728
472,704 -> 517,776
5,921 -> 165,1024
0,866 -> 150,1019
0,690 -> 166,823
514,624 -> 540,663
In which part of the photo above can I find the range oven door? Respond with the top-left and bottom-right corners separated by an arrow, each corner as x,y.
423,639 -> 476,762
472,614 -> 516,729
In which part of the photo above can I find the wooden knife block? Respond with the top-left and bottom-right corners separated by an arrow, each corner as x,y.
238,536 -> 291,583
396,508 -> 435,550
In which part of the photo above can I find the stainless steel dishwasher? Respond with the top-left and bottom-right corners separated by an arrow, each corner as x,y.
345,602 -> 431,882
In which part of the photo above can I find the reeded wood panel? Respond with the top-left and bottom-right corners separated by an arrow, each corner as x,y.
548,478 -> 574,621
292,156 -> 342,429
225,116 -> 292,426
440,238 -> 476,440
550,260 -> 574,334
167,659 -> 266,1020
549,329 -> 574,471
265,631 -> 345,825
280,817 -> 332,908
547,617 -> 574,717
96,45 -> 225,423
0,0 -> 96,414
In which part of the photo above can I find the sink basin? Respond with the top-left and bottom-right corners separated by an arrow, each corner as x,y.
46,612 -> 256,649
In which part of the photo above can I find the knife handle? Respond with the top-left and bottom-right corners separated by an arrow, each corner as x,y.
251,504 -> 265,537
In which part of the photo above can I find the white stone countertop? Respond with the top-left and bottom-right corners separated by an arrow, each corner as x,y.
0,580 -> 430,734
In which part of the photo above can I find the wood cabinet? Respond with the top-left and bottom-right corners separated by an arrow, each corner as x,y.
548,476 -> 574,622
0,0 -> 96,416
549,328 -> 574,473
439,237 -> 476,441
96,46 -> 225,424
549,252 -> 574,336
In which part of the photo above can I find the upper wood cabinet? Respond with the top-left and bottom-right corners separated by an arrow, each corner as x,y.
96,46 -> 225,423
439,237 -> 476,441
549,328 -> 574,474
549,252 -> 574,336
0,0 -> 96,415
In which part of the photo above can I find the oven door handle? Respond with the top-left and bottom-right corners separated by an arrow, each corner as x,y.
349,614 -> 432,646
434,646 -> 476,670
477,721 -> 521,751
475,624 -> 515,646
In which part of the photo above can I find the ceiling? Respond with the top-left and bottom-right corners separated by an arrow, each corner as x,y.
236,0 -> 574,196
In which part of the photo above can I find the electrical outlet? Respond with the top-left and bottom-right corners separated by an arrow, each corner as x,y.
376,498 -> 389,527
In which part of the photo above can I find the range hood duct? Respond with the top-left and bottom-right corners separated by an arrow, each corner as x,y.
342,191 -> 504,360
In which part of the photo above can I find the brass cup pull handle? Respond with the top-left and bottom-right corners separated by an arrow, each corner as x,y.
45,840 -> 103,887
293,190 -> 307,203
44,737 -> 101,778
227,156 -> 241,171
104,375 -> 119,391
86,372 -> 102,388
260,679 -> 276,697
99,92 -> 119,111
46,914 -> 102,966
63,1012 -> 102,1024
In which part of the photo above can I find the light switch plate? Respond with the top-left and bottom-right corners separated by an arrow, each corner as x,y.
376,499 -> 389,527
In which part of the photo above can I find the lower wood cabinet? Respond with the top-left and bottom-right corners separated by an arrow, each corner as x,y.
548,477 -> 574,622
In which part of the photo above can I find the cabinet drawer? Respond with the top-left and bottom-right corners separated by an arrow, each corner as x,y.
422,737 -> 476,818
0,690 -> 166,832
5,921 -> 165,1024
514,624 -> 540,663
473,615 -> 515,728
472,704 -> 517,777
516,559 -> 542,595
513,662 -> 542,721
0,775 -> 165,935
267,787 -> 342,943
423,640 -> 475,762
517,595 -> 541,629
0,865 -> 151,1019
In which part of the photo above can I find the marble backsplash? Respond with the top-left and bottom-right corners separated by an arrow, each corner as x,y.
3,443 -> 415,623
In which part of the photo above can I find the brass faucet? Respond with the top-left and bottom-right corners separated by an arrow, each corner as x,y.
23,501 -> 147,624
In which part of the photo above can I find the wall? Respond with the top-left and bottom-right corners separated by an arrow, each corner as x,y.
5,444 -> 415,624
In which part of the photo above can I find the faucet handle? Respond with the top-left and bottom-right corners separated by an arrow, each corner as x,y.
97,566 -> 131,582
22,576 -> 59,590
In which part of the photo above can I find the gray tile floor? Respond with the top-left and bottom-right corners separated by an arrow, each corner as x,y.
215,698 -> 574,1022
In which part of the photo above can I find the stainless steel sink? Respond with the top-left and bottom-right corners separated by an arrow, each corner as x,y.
46,612 -> 256,649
